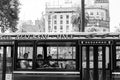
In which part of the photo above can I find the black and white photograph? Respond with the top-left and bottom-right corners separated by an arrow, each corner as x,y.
0,0 -> 120,80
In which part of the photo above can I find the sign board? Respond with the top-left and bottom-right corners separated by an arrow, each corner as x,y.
0,41 -> 14,45
0,33 -> 119,40
5,74 -> 12,80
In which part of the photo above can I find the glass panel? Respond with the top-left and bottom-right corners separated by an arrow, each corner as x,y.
58,47 -> 75,59
17,47 -> 33,59
0,47 -> 3,80
106,47 -> 109,69
37,47 -> 44,59
116,46 -> 120,59
98,46 -> 102,68
116,46 -> 120,69
58,61 -> 76,70
89,46 -> 93,68
98,69 -> 103,80
6,47 -> 12,73
37,61 -> 75,70
72,47 -> 76,59
36,60 -> 76,70
98,46 -> 103,80
47,47 -> 57,59
17,46 -> 33,69
116,61 -> 120,68
19,60 -> 32,69
47,47 -> 76,59
105,47 -> 110,80
36,46 -> 76,70
82,46 -> 86,68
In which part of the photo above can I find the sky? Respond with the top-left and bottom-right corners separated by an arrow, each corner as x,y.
19,0 -> 82,20
109,0 -> 120,31
19,0 -> 120,32
19,0 -> 46,20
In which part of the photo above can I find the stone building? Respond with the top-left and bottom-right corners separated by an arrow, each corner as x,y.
45,0 -> 109,32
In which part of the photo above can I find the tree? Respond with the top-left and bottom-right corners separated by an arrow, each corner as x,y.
0,0 -> 20,33
71,7 -> 89,32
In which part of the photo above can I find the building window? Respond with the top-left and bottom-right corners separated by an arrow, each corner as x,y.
54,15 -> 57,19
60,30 -> 63,32
60,20 -> 63,24
48,21 -> 51,24
60,15 -> 63,19
66,25 -> 69,32
60,25 -> 63,30
54,30 -> 57,32
54,26 -> 57,30
66,15 -> 69,19
66,20 -> 69,24
48,15 -> 51,19
101,12 -> 104,16
103,29 -> 106,32
54,20 -> 57,24
90,12 -> 93,15
97,12 -> 99,15
48,26 -> 52,32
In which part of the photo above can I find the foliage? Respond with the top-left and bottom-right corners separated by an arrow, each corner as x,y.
71,7 -> 89,32
0,0 -> 20,32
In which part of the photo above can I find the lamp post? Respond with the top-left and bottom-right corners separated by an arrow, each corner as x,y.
81,0 -> 85,32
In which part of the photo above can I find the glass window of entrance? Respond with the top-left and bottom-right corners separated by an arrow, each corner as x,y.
17,46 -> 33,69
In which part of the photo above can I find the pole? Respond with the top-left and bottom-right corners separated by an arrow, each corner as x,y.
81,0 -> 85,32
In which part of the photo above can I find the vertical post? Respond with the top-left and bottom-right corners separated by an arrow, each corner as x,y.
86,46 -> 90,80
33,41 -> 36,69
81,0 -> 85,32
2,46 -> 6,80
102,46 -> 106,80
94,46 -> 98,80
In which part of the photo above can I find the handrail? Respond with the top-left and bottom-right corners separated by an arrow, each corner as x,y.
112,72 -> 120,74
13,71 -> 80,74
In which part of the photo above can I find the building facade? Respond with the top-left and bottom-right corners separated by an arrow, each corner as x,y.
85,6 -> 109,32
85,0 -> 109,32
45,7 -> 77,33
45,0 -> 109,32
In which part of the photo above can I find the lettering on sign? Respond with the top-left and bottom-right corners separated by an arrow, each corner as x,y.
0,34 -> 120,40
56,34 -> 73,39
16,35 -> 49,39
0,34 -> 74,40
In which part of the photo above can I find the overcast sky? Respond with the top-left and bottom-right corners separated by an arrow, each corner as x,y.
18,0 -> 120,32
19,0 -> 82,20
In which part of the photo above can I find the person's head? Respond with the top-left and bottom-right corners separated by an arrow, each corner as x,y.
24,53 -> 28,59
37,54 -> 43,59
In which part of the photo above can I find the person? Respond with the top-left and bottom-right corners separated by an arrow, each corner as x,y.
65,61 -> 75,69
20,53 -> 30,69
23,53 -> 29,59
43,55 -> 52,68
36,54 -> 44,68
51,62 -> 59,68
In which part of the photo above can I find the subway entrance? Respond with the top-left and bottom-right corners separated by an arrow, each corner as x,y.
81,45 -> 111,80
